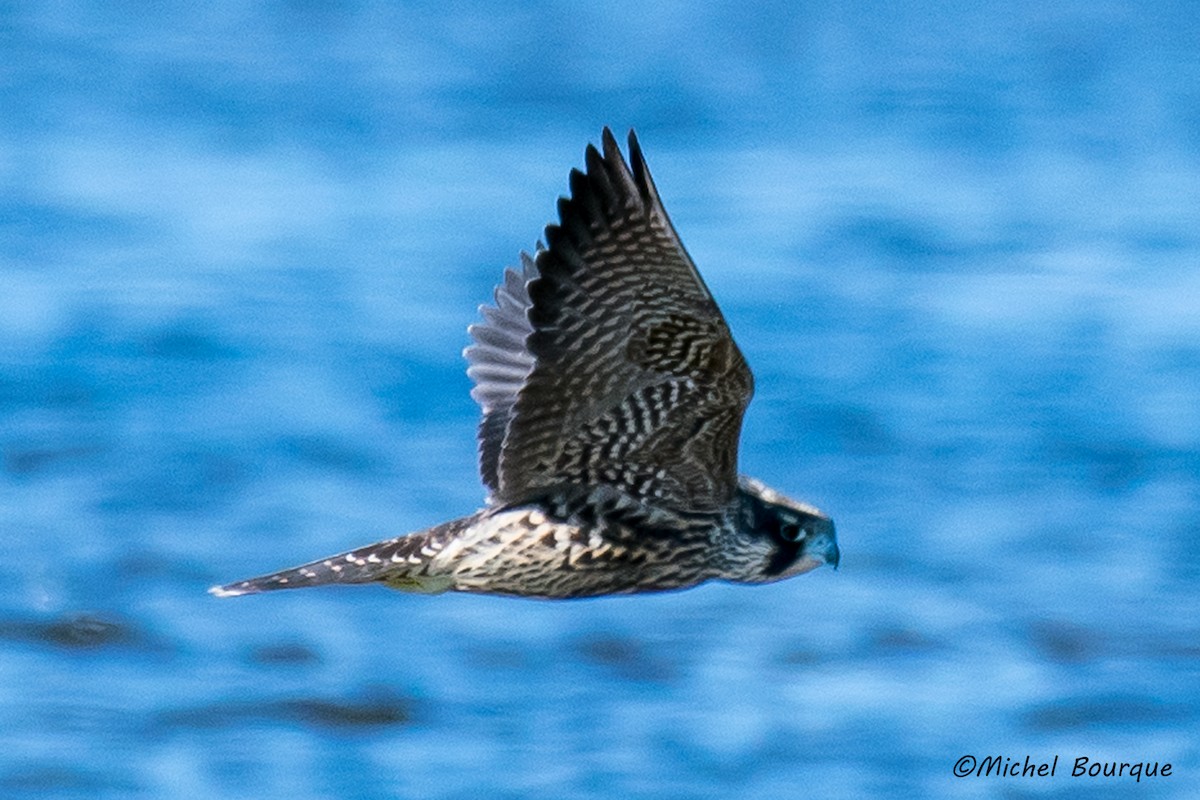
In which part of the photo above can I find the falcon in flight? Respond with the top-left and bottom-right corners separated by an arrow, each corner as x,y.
212,128 -> 838,600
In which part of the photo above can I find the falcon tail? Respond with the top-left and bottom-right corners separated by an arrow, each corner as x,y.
209,518 -> 474,597
208,548 -> 394,597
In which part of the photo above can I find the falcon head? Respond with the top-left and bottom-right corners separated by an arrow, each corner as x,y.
735,475 -> 839,580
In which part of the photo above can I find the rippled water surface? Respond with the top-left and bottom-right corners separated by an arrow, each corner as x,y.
4,2 -> 1199,798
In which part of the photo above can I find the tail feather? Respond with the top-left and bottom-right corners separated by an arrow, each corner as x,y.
209,522 -> 466,597
208,543 -> 399,597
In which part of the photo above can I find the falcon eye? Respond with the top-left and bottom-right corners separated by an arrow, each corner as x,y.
779,522 -> 807,542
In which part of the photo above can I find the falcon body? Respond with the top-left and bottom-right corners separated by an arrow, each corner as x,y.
212,129 -> 838,600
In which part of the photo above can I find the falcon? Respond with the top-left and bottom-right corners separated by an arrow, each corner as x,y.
211,128 -> 838,600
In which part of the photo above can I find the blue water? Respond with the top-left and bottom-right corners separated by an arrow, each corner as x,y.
4,2 -> 1199,797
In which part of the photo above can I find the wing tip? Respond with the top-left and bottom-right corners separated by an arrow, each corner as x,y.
623,128 -> 660,208
595,126 -> 662,215
601,125 -> 619,150
545,127 -> 652,247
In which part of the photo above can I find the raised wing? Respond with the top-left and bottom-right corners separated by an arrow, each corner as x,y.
466,128 -> 753,514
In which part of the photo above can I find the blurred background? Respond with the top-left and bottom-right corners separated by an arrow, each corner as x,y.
3,1 -> 1199,797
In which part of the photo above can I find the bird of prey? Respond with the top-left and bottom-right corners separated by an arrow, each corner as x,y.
211,128 -> 838,600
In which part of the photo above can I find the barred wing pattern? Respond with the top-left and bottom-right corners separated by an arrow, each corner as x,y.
466,129 -> 754,514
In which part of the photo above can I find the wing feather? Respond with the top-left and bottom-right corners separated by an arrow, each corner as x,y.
467,129 -> 753,513
464,252 -> 538,495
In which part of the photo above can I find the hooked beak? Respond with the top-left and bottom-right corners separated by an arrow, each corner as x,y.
807,517 -> 840,570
